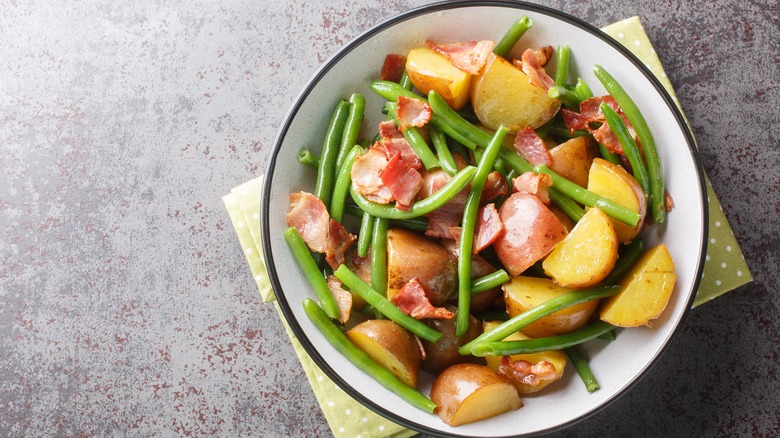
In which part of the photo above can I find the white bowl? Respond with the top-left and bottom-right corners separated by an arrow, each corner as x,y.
262,1 -> 707,436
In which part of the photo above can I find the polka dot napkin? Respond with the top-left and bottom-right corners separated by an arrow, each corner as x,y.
223,16 -> 751,437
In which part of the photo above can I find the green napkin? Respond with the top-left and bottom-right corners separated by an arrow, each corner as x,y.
224,16 -> 751,437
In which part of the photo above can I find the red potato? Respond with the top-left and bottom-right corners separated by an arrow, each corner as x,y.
493,192 -> 568,276
387,229 -> 458,305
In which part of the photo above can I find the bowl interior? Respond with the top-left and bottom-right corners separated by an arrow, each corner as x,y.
263,2 -> 706,436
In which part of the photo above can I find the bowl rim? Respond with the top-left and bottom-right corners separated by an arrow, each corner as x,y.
262,0 -> 708,436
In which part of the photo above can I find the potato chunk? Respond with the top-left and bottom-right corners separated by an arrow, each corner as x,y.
346,320 -> 422,388
549,137 -> 598,188
587,158 -> 647,244
600,243 -> 676,327
386,228 -> 457,305
405,48 -> 471,109
542,207 -> 618,288
430,363 -> 521,426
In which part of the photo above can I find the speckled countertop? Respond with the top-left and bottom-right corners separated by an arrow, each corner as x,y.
1,0 -> 778,436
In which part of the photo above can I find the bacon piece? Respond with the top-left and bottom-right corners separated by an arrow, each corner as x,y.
665,190 -> 675,212
383,137 -> 422,170
580,96 -> 621,121
481,171 -> 509,202
517,47 -> 555,90
324,219 -> 357,270
390,278 -> 454,319
473,203 -> 504,253
351,144 -> 394,204
380,153 -> 423,211
344,247 -> 372,285
287,192 -> 331,253
592,122 -> 624,155
327,275 -> 353,323
380,53 -> 406,83
514,126 -> 552,166
561,108 -> 590,132
418,168 -> 468,239
379,120 -> 403,139
497,356 -> 558,387
513,172 -> 553,205
396,96 -> 432,130
426,39 -> 495,75
561,96 -> 639,155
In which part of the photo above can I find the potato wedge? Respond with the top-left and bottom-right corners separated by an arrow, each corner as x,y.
470,53 -> 560,132
483,321 -> 567,393
387,228 -> 457,305
503,276 -> 599,337
430,363 -> 521,426
346,320 -> 422,388
587,158 -> 647,244
420,306 -> 482,374
549,137 -> 598,188
542,207 -> 618,288
405,48 -> 471,109
600,243 -> 676,327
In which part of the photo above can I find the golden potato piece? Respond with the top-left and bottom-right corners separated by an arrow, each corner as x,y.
587,158 -> 647,244
549,136 -> 599,188
430,363 -> 521,426
386,228 -> 457,305
542,207 -> 618,288
503,276 -> 599,337
346,320 -> 422,388
470,53 -> 560,132
600,243 -> 676,327
405,48 -> 471,110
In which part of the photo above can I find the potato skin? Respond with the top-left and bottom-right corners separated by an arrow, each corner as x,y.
420,306 -> 482,374
405,47 -> 471,109
587,158 -> 647,244
387,228 -> 457,305
549,136 -> 598,188
346,320 -> 422,388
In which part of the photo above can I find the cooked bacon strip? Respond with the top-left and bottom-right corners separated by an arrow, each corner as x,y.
418,168 -> 467,239
592,122 -> 625,155
517,47 -> 555,90
426,39 -> 495,75
380,53 -> 406,83
351,144 -> 394,204
561,96 -> 639,156
326,275 -> 353,323
513,172 -> 553,205
390,278 -> 454,319
380,153 -> 423,211
497,356 -> 558,387
383,137 -> 422,170
287,192 -> 356,270
514,126 -> 552,166
561,108 -> 590,132
287,192 -> 331,253
396,96 -> 432,130
379,120 -> 403,139
579,96 -> 621,121
473,203 -> 504,253
481,171 -> 509,202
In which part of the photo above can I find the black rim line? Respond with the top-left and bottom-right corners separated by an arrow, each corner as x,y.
260,1 -> 709,437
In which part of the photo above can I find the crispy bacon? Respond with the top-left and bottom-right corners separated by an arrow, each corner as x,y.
396,96 -> 432,130
383,137 -> 423,170
426,39 -> 495,75
580,96 -> 621,120
561,108 -> 590,131
418,167 -> 468,239
473,204 -> 504,253
351,144 -> 394,204
514,126 -> 552,166
561,96 -> 639,156
380,53 -> 406,83
379,120 -> 403,139
517,47 -> 555,90
380,153 -> 423,211
481,171 -> 509,202
327,275 -> 353,323
287,192 -> 356,270
390,278 -> 454,319
497,356 -> 558,387
513,172 -> 553,205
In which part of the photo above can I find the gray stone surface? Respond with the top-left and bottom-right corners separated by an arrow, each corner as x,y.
0,0 -> 777,437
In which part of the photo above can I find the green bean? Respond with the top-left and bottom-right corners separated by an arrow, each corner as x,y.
333,265 -> 442,343
330,145 -> 361,224
457,125 -> 508,336
548,126 -> 591,140
448,137 -> 471,161
598,143 -> 622,165
370,80 -> 425,103
350,166 -> 477,220
574,77 -> 593,102
548,187 -> 585,222
398,69 -> 413,90
594,65 -> 665,224
548,85 -> 580,109
344,203 -> 429,232
470,269 -> 510,295
428,90 -> 491,150
534,164 -> 640,227
297,148 -> 320,170
603,238 -> 645,284
336,93 -> 366,169
315,100 -> 351,208
565,346 -> 600,392
459,284 -> 619,355
601,102 -> 651,198
370,217 -> 389,297
597,328 -> 618,341
385,102 -> 440,170
356,212 -> 374,258
302,298 -> 437,412
554,45 -> 570,86
476,309 -> 510,322
493,157 -> 507,177
430,124 -> 458,176
469,321 -> 614,357
493,16 -> 533,58
284,227 -> 340,320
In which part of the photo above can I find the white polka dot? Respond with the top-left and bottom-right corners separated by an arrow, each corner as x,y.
706,254 -> 711,261
726,245 -> 732,252
634,40 -> 641,46
345,409 -> 351,415
241,190 -> 248,196
710,238 -> 716,244
362,417 -> 368,423
379,425 -> 385,432
737,271 -> 743,277
715,221 -> 721,227
254,275 -> 262,281
253,213 -> 259,219
245,247 -> 253,254
721,263 -> 727,268
317,375 -> 323,382
357,435 -> 362,438
715,280 -> 722,286
327,401 -> 334,407
618,32 -> 624,38
237,221 -> 244,228
334,383 -> 340,390
338,427 -> 345,433
661,72 -> 667,78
